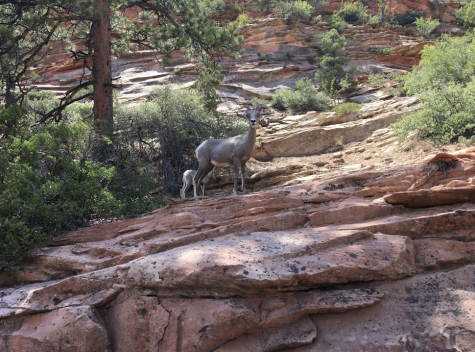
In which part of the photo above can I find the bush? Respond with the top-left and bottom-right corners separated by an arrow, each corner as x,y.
247,0 -> 276,12
455,0 -> 475,27
403,32 -> 475,95
0,102 -> 120,270
275,0 -> 313,23
329,15 -> 348,29
394,32 -> 475,144
332,102 -> 361,116
334,0 -> 368,24
413,17 -> 440,38
198,0 -> 226,17
368,14 -> 382,28
315,29 -> 357,96
0,86 -> 247,271
391,10 -> 424,26
114,85 -> 247,196
392,79 -> 475,144
271,79 -> 329,113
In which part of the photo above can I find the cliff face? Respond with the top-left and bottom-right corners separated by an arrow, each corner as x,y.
3,11 -> 475,352
326,0 -> 461,22
2,147 -> 475,351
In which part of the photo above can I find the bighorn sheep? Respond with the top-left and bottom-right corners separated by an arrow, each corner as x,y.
180,169 -> 213,198
193,105 -> 267,196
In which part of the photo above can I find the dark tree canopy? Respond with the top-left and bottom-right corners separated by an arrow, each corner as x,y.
0,0 -> 242,129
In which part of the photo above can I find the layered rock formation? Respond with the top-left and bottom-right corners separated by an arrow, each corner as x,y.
2,146 -> 475,351
6,8 -> 475,352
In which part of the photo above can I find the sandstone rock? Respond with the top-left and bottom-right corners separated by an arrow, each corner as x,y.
305,265 -> 475,351
259,97 -> 419,158
0,306 -> 110,352
102,293 -> 169,352
82,229 -> 415,295
415,238 -> 475,270
215,315 -> 316,352
384,187 -> 475,207
309,198 -> 406,226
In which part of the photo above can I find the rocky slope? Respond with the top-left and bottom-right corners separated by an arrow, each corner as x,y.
3,9 -> 475,352
2,146 -> 475,351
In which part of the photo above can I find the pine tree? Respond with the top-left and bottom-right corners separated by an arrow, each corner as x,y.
315,29 -> 356,97
0,0 -> 242,133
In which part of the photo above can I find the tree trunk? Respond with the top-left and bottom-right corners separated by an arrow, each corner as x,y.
5,78 -> 16,108
92,0 -> 113,134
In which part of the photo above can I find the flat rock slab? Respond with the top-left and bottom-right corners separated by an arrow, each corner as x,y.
384,186 -> 475,207
83,228 -> 415,295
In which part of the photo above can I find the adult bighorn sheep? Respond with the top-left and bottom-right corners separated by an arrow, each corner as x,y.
193,104 -> 267,197
180,169 -> 213,198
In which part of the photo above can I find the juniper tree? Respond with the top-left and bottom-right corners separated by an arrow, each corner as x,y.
315,28 -> 356,97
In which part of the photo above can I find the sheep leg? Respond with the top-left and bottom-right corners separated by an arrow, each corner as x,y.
194,164 -> 213,197
240,162 -> 248,194
232,159 -> 240,195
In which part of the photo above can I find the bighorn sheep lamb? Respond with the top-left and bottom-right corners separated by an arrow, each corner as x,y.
180,169 -> 213,198
193,105 -> 267,196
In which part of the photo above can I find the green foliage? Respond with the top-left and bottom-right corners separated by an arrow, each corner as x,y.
247,0 -> 277,12
394,32 -> 475,144
368,14 -> 383,28
392,79 -> 475,144
114,85 -> 247,196
334,0 -> 368,24
364,72 -> 405,96
403,32 -> 475,95
455,0 -> 475,27
391,10 -> 424,26
195,65 -> 225,112
0,102 -> 120,270
413,17 -> 440,38
332,102 -> 361,116
329,15 -> 349,29
198,0 -> 226,17
0,86 -> 246,271
139,11 -> 152,21
275,0 -> 313,23
315,29 -> 357,96
232,13 -> 249,27
249,97 -> 270,107
271,79 -> 329,113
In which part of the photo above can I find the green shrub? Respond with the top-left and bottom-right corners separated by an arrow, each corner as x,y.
392,79 -> 475,144
198,0 -> 226,16
139,11 -> 152,21
455,0 -> 475,27
391,10 -> 424,26
368,14 -> 382,28
275,0 -> 313,23
248,0 -> 276,12
0,86 -> 246,271
315,29 -> 357,96
271,90 -> 289,111
413,17 -> 440,38
329,15 -> 348,29
394,32 -> 475,144
232,13 -> 248,27
334,0 -> 368,24
0,103 -> 120,270
332,102 -> 361,116
271,79 -> 329,114
403,32 -> 475,95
